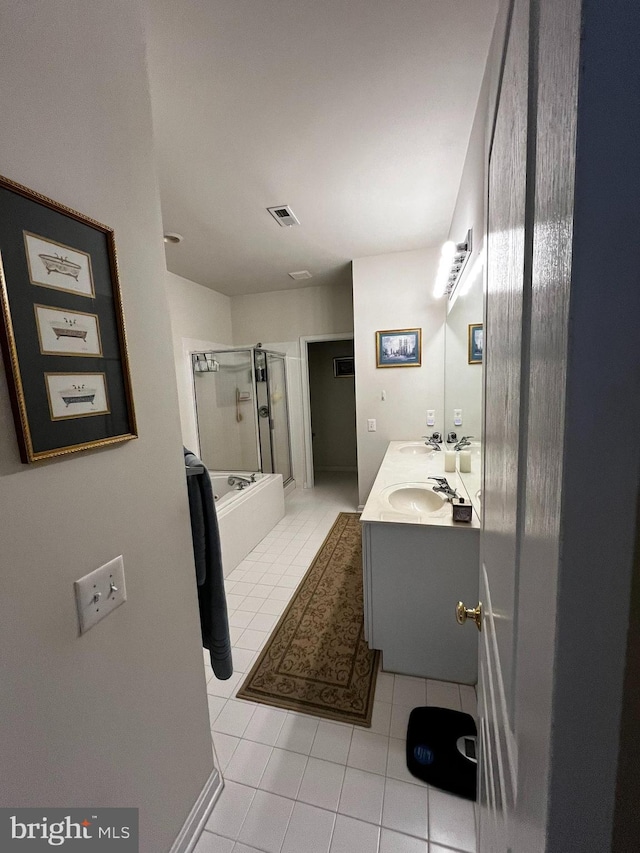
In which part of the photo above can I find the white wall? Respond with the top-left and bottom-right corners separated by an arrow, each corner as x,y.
165,271 -> 233,453
446,65 -> 489,271
0,5 -> 213,851
231,282 -> 354,343
352,248 -> 446,505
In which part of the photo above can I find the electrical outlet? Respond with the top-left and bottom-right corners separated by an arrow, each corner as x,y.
454,409 -> 463,426
367,419 -> 377,432
426,410 -> 435,427
74,555 -> 127,634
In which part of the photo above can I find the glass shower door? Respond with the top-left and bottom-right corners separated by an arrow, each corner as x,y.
254,349 -> 273,474
193,349 -> 260,472
265,351 -> 293,484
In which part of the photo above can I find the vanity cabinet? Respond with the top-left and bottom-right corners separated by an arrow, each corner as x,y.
362,521 -> 479,683
360,441 -> 480,683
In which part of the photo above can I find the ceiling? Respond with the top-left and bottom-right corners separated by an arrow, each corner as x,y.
145,0 -> 498,296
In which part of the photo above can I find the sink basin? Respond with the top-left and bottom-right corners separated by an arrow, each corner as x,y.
397,442 -> 432,455
381,483 -> 447,514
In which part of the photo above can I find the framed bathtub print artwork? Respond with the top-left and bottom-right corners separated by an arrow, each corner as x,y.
468,323 -> 483,364
0,173 -> 137,463
34,305 -> 102,357
376,328 -> 422,368
45,373 -> 109,421
24,232 -> 95,297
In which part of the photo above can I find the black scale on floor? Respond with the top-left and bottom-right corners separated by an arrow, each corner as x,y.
405,707 -> 477,801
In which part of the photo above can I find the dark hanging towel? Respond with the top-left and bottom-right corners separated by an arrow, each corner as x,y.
183,448 -> 233,680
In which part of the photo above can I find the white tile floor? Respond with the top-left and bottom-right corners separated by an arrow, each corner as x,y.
198,473 -> 477,853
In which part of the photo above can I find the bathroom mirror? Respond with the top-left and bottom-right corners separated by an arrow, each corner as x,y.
443,259 -> 484,511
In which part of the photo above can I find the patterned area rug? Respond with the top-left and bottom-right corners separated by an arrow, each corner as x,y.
236,512 -> 379,726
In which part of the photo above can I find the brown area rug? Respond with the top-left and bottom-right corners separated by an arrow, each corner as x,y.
236,512 -> 379,726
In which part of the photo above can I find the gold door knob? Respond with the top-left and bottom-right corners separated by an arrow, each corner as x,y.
456,601 -> 482,631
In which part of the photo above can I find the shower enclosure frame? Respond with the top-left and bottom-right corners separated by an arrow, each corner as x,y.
191,346 -> 293,485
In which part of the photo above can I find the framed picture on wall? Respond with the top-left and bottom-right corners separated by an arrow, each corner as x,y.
468,323 -> 483,364
376,328 -> 422,368
333,356 -> 354,378
0,174 -> 137,463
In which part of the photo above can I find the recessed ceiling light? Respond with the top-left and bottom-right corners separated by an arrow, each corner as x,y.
163,232 -> 183,244
288,270 -> 312,281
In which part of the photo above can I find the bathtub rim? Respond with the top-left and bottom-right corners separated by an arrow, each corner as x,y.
211,470 -> 281,518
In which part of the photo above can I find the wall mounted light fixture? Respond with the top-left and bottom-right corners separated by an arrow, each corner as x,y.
433,229 -> 472,299
459,243 -> 485,297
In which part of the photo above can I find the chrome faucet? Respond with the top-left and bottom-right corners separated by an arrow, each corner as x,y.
422,435 -> 442,451
453,435 -> 474,451
227,474 -> 256,489
428,476 -> 459,501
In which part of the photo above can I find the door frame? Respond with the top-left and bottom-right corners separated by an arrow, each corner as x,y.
299,332 -> 354,489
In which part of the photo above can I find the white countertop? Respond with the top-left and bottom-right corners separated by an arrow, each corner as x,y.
360,440 -> 481,528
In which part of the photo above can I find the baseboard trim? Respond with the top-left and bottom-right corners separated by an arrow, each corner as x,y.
357,504 -> 365,512
169,767 -> 223,853
284,479 -> 296,497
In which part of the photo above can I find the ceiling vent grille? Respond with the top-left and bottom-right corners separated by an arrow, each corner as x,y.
267,205 -> 300,227
288,270 -> 312,281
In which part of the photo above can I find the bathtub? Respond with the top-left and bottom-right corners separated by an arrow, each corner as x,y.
211,472 -> 285,576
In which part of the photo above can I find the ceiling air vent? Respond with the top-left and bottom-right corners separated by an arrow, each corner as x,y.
288,270 -> 312,281
267,205 -> 300,227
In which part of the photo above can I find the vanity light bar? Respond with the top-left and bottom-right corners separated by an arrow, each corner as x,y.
459,244 -> 486,297
433,230 -> 472,299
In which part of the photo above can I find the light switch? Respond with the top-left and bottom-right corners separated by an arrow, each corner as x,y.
426,410 -> 435,427
454,409 -> 463,426
75,555 -> 127,634
367,419 -> 377,432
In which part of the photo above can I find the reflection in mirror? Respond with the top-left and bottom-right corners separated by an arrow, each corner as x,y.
444,257 -> 484,513
444,264 -> 483,438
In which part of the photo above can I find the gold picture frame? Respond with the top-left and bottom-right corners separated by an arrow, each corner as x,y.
376,328 -> 422,368
468,323 -> 483,364
0,174 -> 137,462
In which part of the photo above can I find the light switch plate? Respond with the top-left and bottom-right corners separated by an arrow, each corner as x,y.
74,555 -> 127,634
367,418 -> 377,432
426,409 -> 435,427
